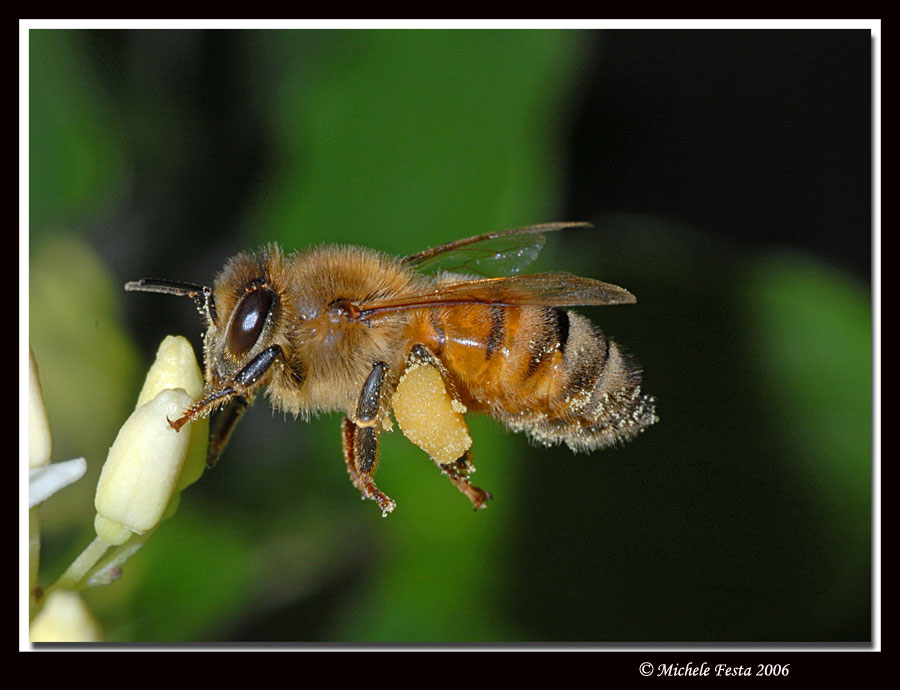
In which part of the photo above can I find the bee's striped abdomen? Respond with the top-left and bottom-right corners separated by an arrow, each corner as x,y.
406,304 -> 657,452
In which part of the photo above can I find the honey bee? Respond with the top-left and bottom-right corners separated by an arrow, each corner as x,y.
126,222 -> 657,515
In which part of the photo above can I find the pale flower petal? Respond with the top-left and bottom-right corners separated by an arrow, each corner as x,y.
30,590 -> 101,643
29,348 -> 52,468
29,457 -> 87,508
92,514 -> 134,546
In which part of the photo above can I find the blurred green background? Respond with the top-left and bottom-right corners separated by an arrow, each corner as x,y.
27,29 -> 872,643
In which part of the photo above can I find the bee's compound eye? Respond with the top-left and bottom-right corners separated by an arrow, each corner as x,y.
227,288 -> 275,358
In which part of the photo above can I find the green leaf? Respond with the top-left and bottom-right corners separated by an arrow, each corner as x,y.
742,252 -> 871,612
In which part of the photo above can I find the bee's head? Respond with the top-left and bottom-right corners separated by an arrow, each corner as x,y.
204,249 -> 287,391
125,245 -> 287,395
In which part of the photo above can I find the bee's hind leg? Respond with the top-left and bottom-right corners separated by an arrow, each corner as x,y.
437,449 -> 492,511
341,361 -> 396,517
399,345 -> 491,511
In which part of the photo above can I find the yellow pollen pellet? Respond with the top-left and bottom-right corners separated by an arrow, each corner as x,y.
392,363 -> 472,464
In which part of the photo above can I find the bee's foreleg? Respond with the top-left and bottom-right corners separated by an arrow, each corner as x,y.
170,345 -> 281,432
341,361 -> 396,516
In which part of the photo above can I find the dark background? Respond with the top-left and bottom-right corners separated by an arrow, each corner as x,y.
29,29 -> 873,643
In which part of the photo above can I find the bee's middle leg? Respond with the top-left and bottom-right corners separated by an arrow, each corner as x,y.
206,395 -> 249,468
341,361 -> 396,516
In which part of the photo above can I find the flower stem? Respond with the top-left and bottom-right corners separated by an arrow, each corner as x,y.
48,537 -> 111,593
85,532 -> 152,587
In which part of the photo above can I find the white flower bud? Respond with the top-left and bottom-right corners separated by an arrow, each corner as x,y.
137,335 -> 205,406
93,335 -> 208,544
29,348 -> 52,468
30,590 -> 101,642
94,388 -> 194,536
146,336 -> 208,493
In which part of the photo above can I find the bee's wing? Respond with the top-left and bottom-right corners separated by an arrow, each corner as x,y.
359,272 -> 635,318
402,222 -> 591,277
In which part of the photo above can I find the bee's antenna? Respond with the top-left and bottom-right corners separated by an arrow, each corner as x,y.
125,279 -> 217,326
